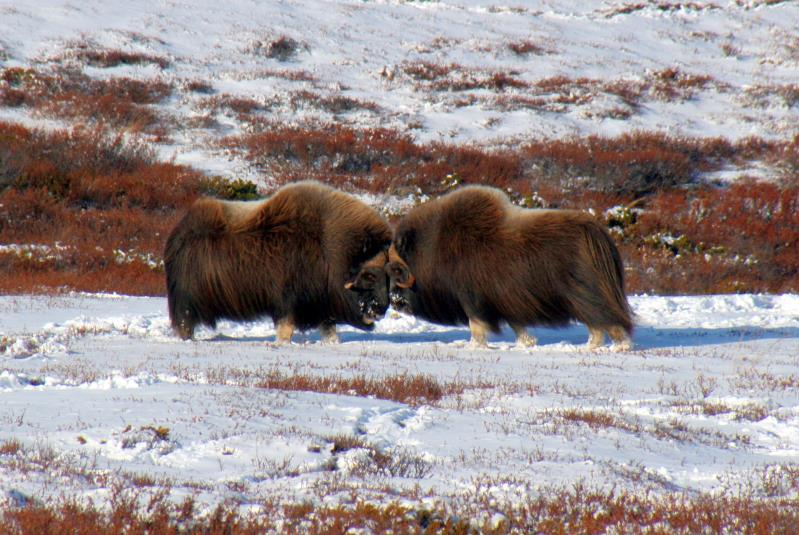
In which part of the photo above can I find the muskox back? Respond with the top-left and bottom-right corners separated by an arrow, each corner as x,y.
165,181 -> 392,341
388,186 -> 633,349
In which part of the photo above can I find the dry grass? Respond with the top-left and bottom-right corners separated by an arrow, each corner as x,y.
197,93 -> 271,120
2,115 -> 797,295
71,48 -> 171,69
557,408 -> 641,433
0,438 -> 23,456
322,434 -> 432,479
605,2 -> 723,18
731,367 -> 799,393
171,363 -> 521,408
1,66 -> 173,135
0,121 -> 207,295
225,123 -> 781,197
397,65 -> 725,116
196,91 -> 380,126
2,484 -> 797,534
253,35 -> 306,61
189,366 -> 453,407
287,91 -> 381,115
61,76 -> 172,132
620,180 -> 799,293
253,370 -> 446,406
530,403 -> 753,449
401,61 -> 527,92
671,400 -> 770,422
508,40 -> 551,56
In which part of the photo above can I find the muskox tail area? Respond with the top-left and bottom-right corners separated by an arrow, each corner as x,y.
164,199 -> 228,339
575,223 -> 634,335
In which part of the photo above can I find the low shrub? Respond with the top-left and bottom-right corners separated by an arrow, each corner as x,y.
252,370 -> 446,407
200,176 -> 261,200
0,66 -> 172,133
401,61 -> 527,92
624,181 -> 799,293
72,48 -> 170,69
2,116 -> 795,295
255,36 -> 305,61
508,40 -> 550,56
0,121 -> 204,295
518,132 -> 766,196
225,124 -> 780,199
1,485 -> 797,534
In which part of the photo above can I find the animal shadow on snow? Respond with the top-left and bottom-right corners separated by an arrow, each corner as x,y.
204,324 -> 799,349
340,325 -> 799,349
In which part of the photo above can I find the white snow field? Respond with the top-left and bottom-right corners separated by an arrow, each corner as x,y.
1,0 -> 798,184
1,293 -> 799,517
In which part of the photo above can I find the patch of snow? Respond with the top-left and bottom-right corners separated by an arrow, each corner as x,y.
0,293 -> 797,513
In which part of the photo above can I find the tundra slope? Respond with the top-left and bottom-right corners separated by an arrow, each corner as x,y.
1,1 -> 798,182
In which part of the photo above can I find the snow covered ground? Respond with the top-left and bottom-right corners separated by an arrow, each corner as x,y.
1,294 -> 799,514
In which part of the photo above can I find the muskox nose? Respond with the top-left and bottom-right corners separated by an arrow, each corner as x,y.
360,293 -> 387,320
390,289 -> 410,313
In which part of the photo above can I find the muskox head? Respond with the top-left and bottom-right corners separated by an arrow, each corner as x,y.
344,250 -> 391,328
385,243 -> 416,315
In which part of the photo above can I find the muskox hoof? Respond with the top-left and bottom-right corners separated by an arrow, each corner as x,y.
587,328 -> 605,350
321,333 -> 340,344
467,338 -> 489,349
608,326 -> 633,351
515,333 -> 538,348
319,323 -> 340,344
612,340 -> 634,352
174,321 -> 194,340
275,318 -> 295,345
468,318 -> 491,349
511,324 -> 537,348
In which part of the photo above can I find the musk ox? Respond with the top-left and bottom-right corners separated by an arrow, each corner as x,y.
164,181 -> 392,344
386,186 -> 633,350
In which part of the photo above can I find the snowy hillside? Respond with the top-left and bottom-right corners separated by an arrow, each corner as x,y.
1,0 -> 797,183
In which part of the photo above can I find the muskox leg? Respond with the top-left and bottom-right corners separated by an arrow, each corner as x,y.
587,327 -> 605,350
608,326 -> 633,351
319,321 -> 339,344
275,318 -> 295,345
468,318 -> 490,348
510,323 -> 537,348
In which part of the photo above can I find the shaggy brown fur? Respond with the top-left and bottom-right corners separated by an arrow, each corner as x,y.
387,186 -> 633,349
164,181 -> 392,343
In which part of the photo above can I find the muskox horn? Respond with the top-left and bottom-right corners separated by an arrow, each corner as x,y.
387,244 -> 415,288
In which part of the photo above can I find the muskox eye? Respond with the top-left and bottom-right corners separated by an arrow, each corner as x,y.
386,263 -> 405,278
